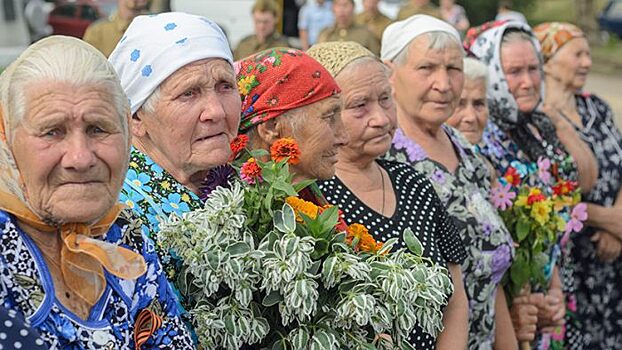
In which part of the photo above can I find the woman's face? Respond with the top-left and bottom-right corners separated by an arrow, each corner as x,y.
337,60 -> 396,162
446,78 -> 488,145
545,37 -> 592,91
501,39 -> 542,113
287,95 -> 349,181
390,36 -> 464,128
134,58 -> 241,182
11,81 -> 129,224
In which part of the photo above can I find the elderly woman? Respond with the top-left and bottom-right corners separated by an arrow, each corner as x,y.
307,41 -> 469,349
0,36 -> 193,348
381,15 -> 516,350
446,56 -> 541,347
466,20 -> 598,349
109,13 -> 241,283
535,22 -> 622,348
235,47 -> 348,190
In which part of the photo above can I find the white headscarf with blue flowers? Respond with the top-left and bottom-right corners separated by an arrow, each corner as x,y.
109,12 -> 233,114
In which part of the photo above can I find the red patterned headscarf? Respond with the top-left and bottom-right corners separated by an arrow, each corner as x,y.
533,22 -> 584,62
235,47 -> 341,133
463,20 -> 508,53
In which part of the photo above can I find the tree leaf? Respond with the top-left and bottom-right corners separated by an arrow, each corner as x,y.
262,291 -> 284,307
226,242 -> 251,257
516,217 -> 530,241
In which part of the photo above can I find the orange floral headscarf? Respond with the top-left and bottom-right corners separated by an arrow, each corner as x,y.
235,47 -> 341,133
533,22 -> 584,62
0,36 -> 146,309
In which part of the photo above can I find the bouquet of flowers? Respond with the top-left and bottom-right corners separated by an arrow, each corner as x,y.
158,136 -> 453,350
490,157 -> 587,299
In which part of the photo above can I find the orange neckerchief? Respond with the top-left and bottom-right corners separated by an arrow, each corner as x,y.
0,193 -> 147,308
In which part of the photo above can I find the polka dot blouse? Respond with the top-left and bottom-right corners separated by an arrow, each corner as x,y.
319,159 -> 467,349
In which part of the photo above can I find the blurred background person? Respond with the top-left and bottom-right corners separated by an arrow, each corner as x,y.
298,0 -> 333,50
234,0 -> 288,60
354,0 -> 391,43
318,0 -> 379,55
536,21 -> 622,349
396,0 -> 441,21
440,0 -> 469,35
495,0 -> 527,24
83,0 -> 149,57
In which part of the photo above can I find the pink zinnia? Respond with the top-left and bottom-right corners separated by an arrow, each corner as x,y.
491,183 -> 516,211
537,157 -> 552,185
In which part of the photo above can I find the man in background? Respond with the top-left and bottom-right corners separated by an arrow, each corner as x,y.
83,0 -> 149,57
234,0 -> 288,60
317,0 -> 379,55
298,0 -> 333,50
396,0 -> 441,21
496,0 -> 527,23
355,0 -> 390,42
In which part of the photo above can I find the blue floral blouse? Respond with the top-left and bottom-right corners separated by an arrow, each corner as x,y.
386,126 -> 514,350
0,210 -> 194,350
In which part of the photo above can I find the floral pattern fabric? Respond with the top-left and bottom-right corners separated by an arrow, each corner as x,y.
386,126 -> 515,350
0,210 -> 194,350
570,93 -> 622,349
119,147 -> 201,284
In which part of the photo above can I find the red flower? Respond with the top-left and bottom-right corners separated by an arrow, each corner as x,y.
552,180 -> 577,196
240,158 -> 263,184
527,192 -> 546,205
270,137 -> 301,165
229,135 -> 249,161
504,167 -> 521,186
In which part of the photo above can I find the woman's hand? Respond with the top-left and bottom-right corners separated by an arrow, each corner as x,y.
510,289 -> 540,341
537,287 -> 565,332
592,230 -> 622,263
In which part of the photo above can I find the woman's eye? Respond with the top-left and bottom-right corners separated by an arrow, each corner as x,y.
43,129 -> 62,137
88,125 -> 107,135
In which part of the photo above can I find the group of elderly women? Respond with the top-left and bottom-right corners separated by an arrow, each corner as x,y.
0,8 -> 619,350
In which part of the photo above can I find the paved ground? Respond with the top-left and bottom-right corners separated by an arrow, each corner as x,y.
584,71 -> 622,126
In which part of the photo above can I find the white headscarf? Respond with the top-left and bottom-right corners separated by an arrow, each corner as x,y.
109,12 -> 233,114
380,14 -> 462,61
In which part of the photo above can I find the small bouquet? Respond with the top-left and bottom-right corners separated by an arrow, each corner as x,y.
490,157 -> 587,299
158,136 -> 453,349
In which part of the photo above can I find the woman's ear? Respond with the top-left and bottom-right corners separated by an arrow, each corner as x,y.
131,109 -> 148,138
256,119 -> 281,146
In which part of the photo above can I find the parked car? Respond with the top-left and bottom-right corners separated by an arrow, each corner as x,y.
47,0 -> 117,38
598,0 -> 622,39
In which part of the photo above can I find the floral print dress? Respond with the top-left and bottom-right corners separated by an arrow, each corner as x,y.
570,93 -> 622,350
386,126 -> 515,350
0,210 -> 194,350
119,148 -> 202,285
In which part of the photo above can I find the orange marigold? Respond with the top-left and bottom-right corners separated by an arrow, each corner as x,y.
285,196 -> 319,222
346,223 -> 383,253
270,137 -> 301,165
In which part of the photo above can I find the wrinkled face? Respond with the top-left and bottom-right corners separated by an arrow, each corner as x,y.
545,37 -> 591,91
390,36 -> 464,127
135,58 -> 240,182
446,78 -> 488,145
333,0 -> 354,24
288,95 -> 349,180
253,10 -> 277,41
12,81 -> 129,224
501,39 -> 542,113
337,60 -> 396,160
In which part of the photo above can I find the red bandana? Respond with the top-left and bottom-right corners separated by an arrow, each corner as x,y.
235,47 -> 341,133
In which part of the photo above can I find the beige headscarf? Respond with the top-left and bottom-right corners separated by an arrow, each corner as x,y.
307,41 -> 378,78
0,36 -> 146,309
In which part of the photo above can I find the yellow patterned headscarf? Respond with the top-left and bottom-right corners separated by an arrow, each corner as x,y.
0,36 -> 146,309
533,22 -> 584,62
307,41 -> 378,77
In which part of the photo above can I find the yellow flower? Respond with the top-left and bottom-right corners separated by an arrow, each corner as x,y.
161,181 -> 171,190
238,75 -> 256,95
181,193 -> 190,202
555,215 -> 566,232
346,223 -> 383,253
553,195 -> 573,212
515,194 -> 528,207
285,196 -> 319,222
531,200 -> 552,226
129,161 -> 139,169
